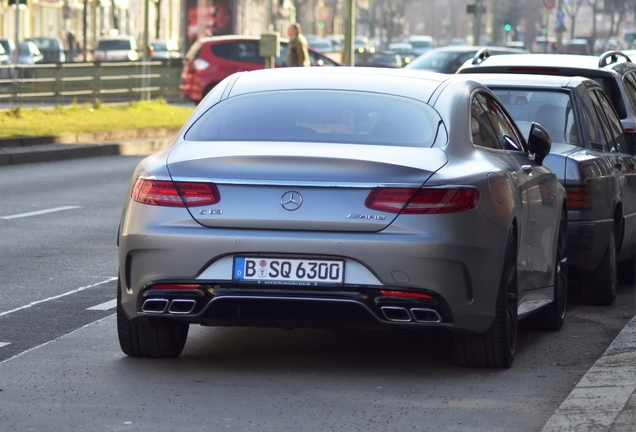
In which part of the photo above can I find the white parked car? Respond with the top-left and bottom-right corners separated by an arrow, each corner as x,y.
94,35 -> 139,62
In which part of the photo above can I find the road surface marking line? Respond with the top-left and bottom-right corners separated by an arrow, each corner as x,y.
1,206 -> 82,220
0,342 -> 10,348
0,277 -> 117,318
87,299 -> 117,311
0,314 -> 114,365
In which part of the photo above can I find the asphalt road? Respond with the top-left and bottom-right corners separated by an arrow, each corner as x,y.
1,155 -> 635,431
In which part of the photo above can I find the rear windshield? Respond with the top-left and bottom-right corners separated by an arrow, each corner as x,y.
185,90 -> 442,147
491,89 -> 578,145
97,39 -> 134,50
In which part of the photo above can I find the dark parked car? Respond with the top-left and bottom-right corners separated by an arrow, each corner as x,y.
25,37 -> 66,63
457,51 -> 636,155
463,73 -> 636,305
370,51 -> 403,68
16,41 -> 43,78
404,45 -> 527,74
119,67 -> 567,368
150,39 -> 181,65
180,35 -> 341,103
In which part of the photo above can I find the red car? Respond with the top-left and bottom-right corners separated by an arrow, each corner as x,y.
180,35 -> 341,103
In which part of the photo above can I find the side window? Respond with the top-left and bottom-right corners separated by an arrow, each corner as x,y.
211,42 -> 230,60
212,42 -> 260,63
600,77 -> 627,119
452,52 -> 474,72
594,89 -> 629,154
471,93 -> 524,151
623,72 -> 636,112
589,91 -> 616,152
234,42 -> 260,63
578,90 -> 607,149
276,44 -> 288,66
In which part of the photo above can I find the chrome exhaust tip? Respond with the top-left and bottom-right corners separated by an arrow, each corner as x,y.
380,306 -> 412,322
410,308 -> 442,323
168,299 -> 197,315
141,298 -> 169,313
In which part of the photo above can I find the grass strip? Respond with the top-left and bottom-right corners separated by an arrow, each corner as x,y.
0,100 -> 194,139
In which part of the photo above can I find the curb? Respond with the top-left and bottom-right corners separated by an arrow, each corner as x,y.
0,128 -> 180,167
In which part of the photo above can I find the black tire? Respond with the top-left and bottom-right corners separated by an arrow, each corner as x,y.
117,277 -> 189,358
579,231 -> 616,306
452,230 -> 518,368
525,211 -> 568,331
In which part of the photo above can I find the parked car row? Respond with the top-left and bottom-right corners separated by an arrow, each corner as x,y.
122,60 -> 573,369
456,51 -> 636,308
0,35 -> 182,67
120,44 -> 636,370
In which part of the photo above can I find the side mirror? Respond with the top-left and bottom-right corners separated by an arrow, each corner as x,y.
528,122 -> 552,165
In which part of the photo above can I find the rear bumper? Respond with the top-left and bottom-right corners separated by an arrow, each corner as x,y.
129,282 -> 451,331
119,225 -> 508,335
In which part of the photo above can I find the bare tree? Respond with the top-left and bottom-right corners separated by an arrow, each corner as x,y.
564,0 -> 585,39
155,0 -> 163,39
367,0 -> 407,44
585,0 -> 603,41
293,0 -> 314,33
111,0 -> 120,32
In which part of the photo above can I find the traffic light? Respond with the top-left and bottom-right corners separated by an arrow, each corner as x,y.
318,21 -> 325,29
504,23 -> 512,32
542,27 -> 548,35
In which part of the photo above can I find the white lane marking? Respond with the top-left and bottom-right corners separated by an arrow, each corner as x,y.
87,299 -> 117,311
0,277 -> 117,318
0,342 -> 10,348
0,206 -> 82,220
0,314 -> 114,365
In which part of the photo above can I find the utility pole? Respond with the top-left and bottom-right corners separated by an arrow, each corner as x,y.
472,0 -> 483,45
343,0 -> 355,66
13,0 -> 21,65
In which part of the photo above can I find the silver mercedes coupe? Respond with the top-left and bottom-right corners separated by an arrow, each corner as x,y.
117,67 -> 567,368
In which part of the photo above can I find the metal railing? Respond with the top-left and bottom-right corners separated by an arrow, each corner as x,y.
0,60 -> 183,107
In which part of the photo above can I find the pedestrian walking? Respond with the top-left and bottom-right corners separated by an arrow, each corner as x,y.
286,23 -> 310,67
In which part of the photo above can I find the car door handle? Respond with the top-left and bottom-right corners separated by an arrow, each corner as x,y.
521,164 -> 533,174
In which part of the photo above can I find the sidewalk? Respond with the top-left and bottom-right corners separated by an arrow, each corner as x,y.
2,130 -> 635,431
542,312 -> 636,431
0,127 -> 180,166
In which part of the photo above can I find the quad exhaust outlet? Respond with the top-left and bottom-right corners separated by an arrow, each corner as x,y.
380,306 -> 442,323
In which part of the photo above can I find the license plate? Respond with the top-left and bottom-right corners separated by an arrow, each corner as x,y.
233,257 -> 344,285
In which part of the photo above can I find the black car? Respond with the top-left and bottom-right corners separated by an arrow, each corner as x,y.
25,37 -> 66,63
457,51 -> 636,154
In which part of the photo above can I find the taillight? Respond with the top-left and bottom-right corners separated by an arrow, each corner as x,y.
566,185 -> 591,210
148,283 -> 201,290
380,290 -> 433,300
131,179 -> 220,207
365,187 -> 480,214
